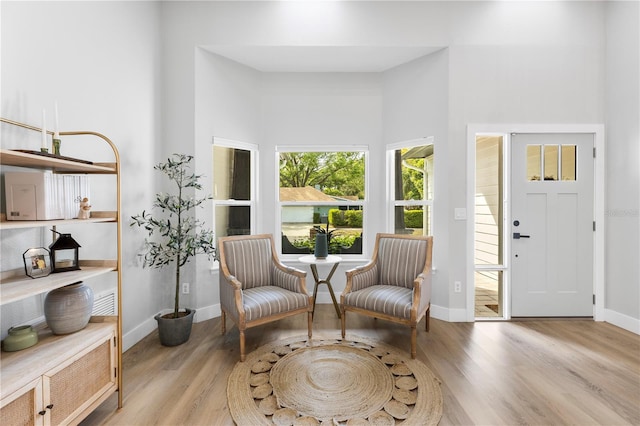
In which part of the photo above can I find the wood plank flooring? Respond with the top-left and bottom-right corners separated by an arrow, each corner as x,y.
81,305 -> 640,425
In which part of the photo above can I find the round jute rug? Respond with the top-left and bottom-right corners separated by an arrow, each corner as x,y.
227,335 -> 443,425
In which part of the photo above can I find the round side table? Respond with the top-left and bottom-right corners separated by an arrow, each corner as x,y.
299,254 -> 342,318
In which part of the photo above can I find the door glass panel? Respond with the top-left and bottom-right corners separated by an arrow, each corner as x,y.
475,270 -> 503,318
544,145 -> 559,181
561,145 -> 577,181
475,136 -> 503,264
526,145 -> 541,181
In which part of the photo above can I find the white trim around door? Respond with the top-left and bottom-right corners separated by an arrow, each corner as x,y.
466,124 -> 605,322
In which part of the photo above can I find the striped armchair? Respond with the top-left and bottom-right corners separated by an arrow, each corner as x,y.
341,233 -> 433,359
219,234 -> 313,361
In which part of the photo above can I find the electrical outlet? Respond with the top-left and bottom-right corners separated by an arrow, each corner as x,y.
182,282 -> 190,294
454,281 -> 462,293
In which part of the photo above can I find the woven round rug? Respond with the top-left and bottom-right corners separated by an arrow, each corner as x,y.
227,335 -> 443,425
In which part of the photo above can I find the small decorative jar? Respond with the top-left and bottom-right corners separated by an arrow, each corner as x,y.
44,281 -> 94,335
2,325 -> 38,352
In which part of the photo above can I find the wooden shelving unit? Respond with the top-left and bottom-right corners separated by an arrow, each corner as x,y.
0,118 -> 122,425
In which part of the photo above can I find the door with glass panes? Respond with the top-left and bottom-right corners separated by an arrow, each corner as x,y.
511,133 -> 594,317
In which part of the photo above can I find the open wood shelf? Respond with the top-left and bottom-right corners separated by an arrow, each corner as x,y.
0,262 -> 117,306
0,212 -> 117,230
0,149 -> 116,174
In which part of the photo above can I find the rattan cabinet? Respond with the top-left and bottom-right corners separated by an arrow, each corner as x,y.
0,118 -> 123,424
0,323 -> 117,425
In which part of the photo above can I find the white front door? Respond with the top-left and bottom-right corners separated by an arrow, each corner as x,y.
511,133 -> 594,317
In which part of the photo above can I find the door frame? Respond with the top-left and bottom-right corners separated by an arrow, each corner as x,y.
466,124 -> 605,322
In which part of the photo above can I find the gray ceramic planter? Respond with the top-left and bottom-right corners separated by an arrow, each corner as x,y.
154,308 -> 195,346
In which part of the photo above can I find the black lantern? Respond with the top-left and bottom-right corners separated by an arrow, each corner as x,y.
49,230 -> 81,273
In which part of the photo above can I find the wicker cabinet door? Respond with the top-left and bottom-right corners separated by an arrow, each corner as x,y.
44,335 -> 115,425
0,378 -> 44,426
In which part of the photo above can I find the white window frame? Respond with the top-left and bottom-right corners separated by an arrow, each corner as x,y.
275,145 -> 369,259
386,137 -> 435,234
212,137 -> 259,239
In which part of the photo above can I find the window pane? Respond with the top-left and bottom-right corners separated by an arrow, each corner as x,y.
561,145 -> 577,181
526,145 -> 541,181
394,205 -> 430,236
394,145 -> 434,201
543,145 -> 559,181
279,152 -> 365,200
215,205 -> 251,238
213,146 -> 251,200
281,205 -> 363,255
475,136 -> 503,265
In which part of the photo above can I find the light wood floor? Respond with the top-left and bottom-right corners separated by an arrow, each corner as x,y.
82,305 -> 640,425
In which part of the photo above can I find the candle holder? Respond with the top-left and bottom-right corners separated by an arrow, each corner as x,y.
52,137 -> 61,156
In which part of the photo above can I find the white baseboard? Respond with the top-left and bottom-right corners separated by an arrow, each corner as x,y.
122,306 -> 221,352
194,303 -> 220,323
604,309 -> 640,335
430,304 -> 470,322
122,316 -> 158,352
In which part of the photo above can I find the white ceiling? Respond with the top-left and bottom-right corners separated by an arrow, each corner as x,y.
202,46 -> 443,72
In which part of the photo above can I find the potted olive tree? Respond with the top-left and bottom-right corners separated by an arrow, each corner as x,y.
131,154 -> 216,346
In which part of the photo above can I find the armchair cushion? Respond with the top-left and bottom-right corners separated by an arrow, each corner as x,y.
243,286 -> 310,322
378,237 -> 429,289
221,237 -> 273,289
343,285 -> 413,319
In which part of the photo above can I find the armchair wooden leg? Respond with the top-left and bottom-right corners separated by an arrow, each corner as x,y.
411,326 -> 417,359
240,330 -> 246,362
425,306 -> 430,332
308,312 -> 313,338
341,310 -> 346,338
221,310 -> 226,335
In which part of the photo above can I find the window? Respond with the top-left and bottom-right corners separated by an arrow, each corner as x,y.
527,144 -> 577,181
212,138 -> 257,239
387,138 -> 434,236
277,148 -> 367,256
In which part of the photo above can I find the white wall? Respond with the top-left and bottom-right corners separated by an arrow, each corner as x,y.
2,1 -> 637,348
382,49 -> 450,311
259,72 -> 383,296
604,1 -> 640,328
1,1 -> 162,347
192,50 -> 261,319
162,1 -> 634,326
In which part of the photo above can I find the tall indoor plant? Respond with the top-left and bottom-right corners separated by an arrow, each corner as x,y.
131,154 -> 216,346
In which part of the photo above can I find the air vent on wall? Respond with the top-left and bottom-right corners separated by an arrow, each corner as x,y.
92,290 -> 116,316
